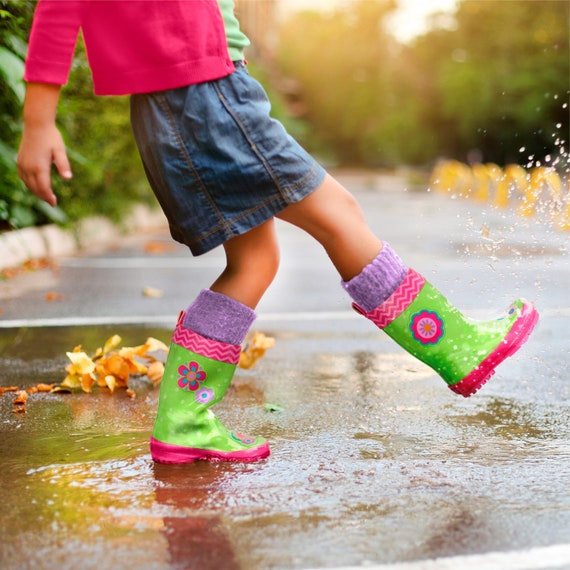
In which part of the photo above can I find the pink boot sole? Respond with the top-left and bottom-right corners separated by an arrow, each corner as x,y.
150,437 -> 271,464
449,300 -> 539,397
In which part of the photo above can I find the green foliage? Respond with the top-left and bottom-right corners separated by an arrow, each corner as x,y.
276,0 -> 570,167
278,1 -> 400,166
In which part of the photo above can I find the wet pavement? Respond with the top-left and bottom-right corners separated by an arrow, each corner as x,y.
1,172 -> 569,570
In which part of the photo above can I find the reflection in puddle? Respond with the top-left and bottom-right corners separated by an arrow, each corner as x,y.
447,398 -> 570,458
154,464 -> 240,570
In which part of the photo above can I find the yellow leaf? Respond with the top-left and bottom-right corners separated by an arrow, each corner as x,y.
103,334 -> 122,355
66,351 -> 96,375
142,286 -> 163,298
143,337 -> 169,354
62,374 -> 81,389
104,375 -> 117,393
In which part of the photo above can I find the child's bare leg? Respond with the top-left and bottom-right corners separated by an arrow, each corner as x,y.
277,174 -> 382,281
210,218 -> 280,309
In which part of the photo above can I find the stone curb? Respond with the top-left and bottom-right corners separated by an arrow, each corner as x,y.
0,204 -> 167,271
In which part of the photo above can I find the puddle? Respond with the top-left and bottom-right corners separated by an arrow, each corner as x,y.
1,326 -> 569,569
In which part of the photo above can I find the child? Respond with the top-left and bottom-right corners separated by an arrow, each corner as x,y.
18,0 -> 538,464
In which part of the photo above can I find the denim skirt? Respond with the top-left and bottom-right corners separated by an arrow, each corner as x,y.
130,63 -> 326,256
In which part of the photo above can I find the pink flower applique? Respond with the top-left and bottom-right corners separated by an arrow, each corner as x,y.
231,432 -> 256,446
410,310 -> 444,345
177,361 -> 207,391
195,387 -> 214,405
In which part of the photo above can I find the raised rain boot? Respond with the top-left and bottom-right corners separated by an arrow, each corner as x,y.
150,312 -> 270,463
353,268 -> 539,396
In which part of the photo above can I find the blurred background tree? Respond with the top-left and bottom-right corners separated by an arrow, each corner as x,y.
277,0 -> 569,168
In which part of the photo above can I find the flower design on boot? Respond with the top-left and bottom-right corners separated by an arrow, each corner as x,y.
177,361 -> 207,391
195,387 -> 215,405
498,303 -> 520,320
231,432 -> 257,446
410,310 -> 444,345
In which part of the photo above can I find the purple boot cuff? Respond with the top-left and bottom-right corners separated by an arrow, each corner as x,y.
182,289 -> 256,345
341,243 -> 408,312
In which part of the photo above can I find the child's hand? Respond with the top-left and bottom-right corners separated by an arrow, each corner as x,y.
17,123 -> 72,207
17,83 -> 72,208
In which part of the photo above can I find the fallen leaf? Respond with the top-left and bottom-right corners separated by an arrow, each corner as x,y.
50,386 -> 72,394
147,361 -> 165,385
62,374 -> 82,390
104,375 -> 117,393
144,241 -> 177,254
139,337 -> 169,358
80,374 -> 95,393
45,292 -> 64,302
66,351 -> 95,375
239,332 -> 275,369
13,390 -> 28,405
102,353 -> 131,381
102,334 -> 122,355
142,286 -> 163,298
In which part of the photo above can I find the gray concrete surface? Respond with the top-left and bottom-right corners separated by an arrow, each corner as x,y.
0,172 -> 569,570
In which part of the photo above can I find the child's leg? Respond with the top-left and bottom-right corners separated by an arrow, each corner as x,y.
210,218 -> 280,309
151,220 -> 279,464
278,174 -> 539,397
277,174 -> 382,281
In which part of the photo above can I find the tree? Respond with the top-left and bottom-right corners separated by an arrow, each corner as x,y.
426,0 -> 569,165
276,0 -> 569,167
278,0 -> 400,166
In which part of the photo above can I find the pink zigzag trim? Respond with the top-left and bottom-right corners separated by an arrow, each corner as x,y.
172,326 -> 241,364
360,268 -> 426,328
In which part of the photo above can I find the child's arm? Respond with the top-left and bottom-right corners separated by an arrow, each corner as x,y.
17,83 -> 72,207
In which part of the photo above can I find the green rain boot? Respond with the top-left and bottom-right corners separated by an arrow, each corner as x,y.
353,269 -> 539,396
150,313 -> 270,464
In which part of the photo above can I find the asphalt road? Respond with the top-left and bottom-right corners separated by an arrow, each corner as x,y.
1,171 -> 569,570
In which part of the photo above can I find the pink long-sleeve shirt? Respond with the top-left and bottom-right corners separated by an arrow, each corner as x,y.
24,0 -> 235,96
